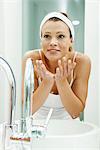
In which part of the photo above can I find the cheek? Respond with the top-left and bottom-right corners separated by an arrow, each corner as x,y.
41,44 -> 47,54
59,43 -> 70,54
60,42 -> 67,50
62,40 -> 71,48
41,41 -> 49,49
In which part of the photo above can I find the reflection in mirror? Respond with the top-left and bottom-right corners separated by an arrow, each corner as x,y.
22,0 -> 90,124
23,58 -> 34,118
22,0 -> 84,55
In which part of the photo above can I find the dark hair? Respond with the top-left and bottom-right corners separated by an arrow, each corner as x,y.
48,12 -> 72,38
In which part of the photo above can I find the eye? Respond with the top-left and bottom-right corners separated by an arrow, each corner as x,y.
58,34 -> 65,39
43,34 -> 50,39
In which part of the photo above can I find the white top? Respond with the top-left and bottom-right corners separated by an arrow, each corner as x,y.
33,51 -> 77,119
33,94 -> 72,119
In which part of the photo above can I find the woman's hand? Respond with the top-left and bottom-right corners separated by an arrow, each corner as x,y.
55,57 -> 76,81
35,60 -> 54,82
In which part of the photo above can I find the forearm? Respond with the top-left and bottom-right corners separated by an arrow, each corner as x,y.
56,79 -> 84,118
32,79 -> 54,114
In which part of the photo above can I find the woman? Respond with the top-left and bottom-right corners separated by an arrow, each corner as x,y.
22,12 -> 91,120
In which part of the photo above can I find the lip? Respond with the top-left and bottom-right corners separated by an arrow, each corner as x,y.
47,49 -> 60,51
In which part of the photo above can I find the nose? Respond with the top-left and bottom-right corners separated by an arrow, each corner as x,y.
49,37 -> 58,47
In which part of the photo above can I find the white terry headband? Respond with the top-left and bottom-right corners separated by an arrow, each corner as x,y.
40,12 -> 75,41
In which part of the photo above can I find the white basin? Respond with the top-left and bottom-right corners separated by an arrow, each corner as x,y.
0,119 -> 100,150
30,119 -> 100,149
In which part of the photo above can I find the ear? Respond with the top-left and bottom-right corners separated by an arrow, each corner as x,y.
70,37 -> 73,43
69,38 -> 73,47
69,39 -> 73,52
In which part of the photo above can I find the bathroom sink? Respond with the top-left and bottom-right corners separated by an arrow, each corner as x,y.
30,119 -> 100,149
0,119 -> 100,150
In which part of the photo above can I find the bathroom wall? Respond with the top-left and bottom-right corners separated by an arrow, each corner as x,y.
84,0 -> 100,126
0,0 -> 22,122
98,2 -> 100,126
0,0 -> 100,126
0,1 -> 5,56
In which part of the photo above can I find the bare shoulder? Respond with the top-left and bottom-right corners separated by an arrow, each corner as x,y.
75,52 -> 91,78
22,49 -> 41,64
76,52 -> 91,65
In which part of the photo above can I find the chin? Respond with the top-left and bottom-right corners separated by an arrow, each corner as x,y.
46,55 -> 60,61
46,53 -> 61,59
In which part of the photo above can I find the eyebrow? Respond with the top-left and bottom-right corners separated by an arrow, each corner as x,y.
43,31 -> 65,34
56,31 -> 65,34
43,32 -> 51,34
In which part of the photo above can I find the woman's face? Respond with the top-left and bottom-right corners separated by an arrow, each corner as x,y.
41,20 -> 73,61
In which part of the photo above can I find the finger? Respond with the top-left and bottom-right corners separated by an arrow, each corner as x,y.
68,59 -> 72,76
36,60 -> 43,77
36,60 -> 39,72
38,60 -> 43,71
36,60 -> 40,70
69,61 -> 76,71
72,62 -> 76,69
56,67 -> 60,78
39,60 -> 43,65
62,57 -> 67,77
41,63 -> 46,71
41,63 -> 47,77
38,60 -> 46,77
36,66 -> 41,77
58,60 -> 63,76
36,59 -> 39,66
34,64 -> 37,72
38,60 -> 47,77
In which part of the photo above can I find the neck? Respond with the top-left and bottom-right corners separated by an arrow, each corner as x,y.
41,51 -> 57,73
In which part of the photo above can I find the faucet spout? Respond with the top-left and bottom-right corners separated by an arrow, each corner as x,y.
22,58 -> 34,132
0,57 -> 16,126
23,58 -> 34,117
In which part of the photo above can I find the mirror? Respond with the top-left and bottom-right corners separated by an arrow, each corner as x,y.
22,0 -> 84,55
22,0 -> 85,120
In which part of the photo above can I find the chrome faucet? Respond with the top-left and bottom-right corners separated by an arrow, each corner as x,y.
22,58 -> 53,139
0,56 -> 16,127
22,58 -> 34,133
0,56 -> 52,141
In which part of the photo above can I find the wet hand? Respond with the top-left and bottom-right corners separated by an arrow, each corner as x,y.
36,60 -> 54,82
55,57 -> 76,81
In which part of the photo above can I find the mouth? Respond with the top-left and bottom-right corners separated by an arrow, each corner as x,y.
47,49 -> 60,52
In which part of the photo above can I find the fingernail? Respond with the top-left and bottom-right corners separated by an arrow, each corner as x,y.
36,60 -> 38,63
58,60 -> 61,64
68,59 -> 71,63
62,57 -> 66,62
56,67 -> 59,71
